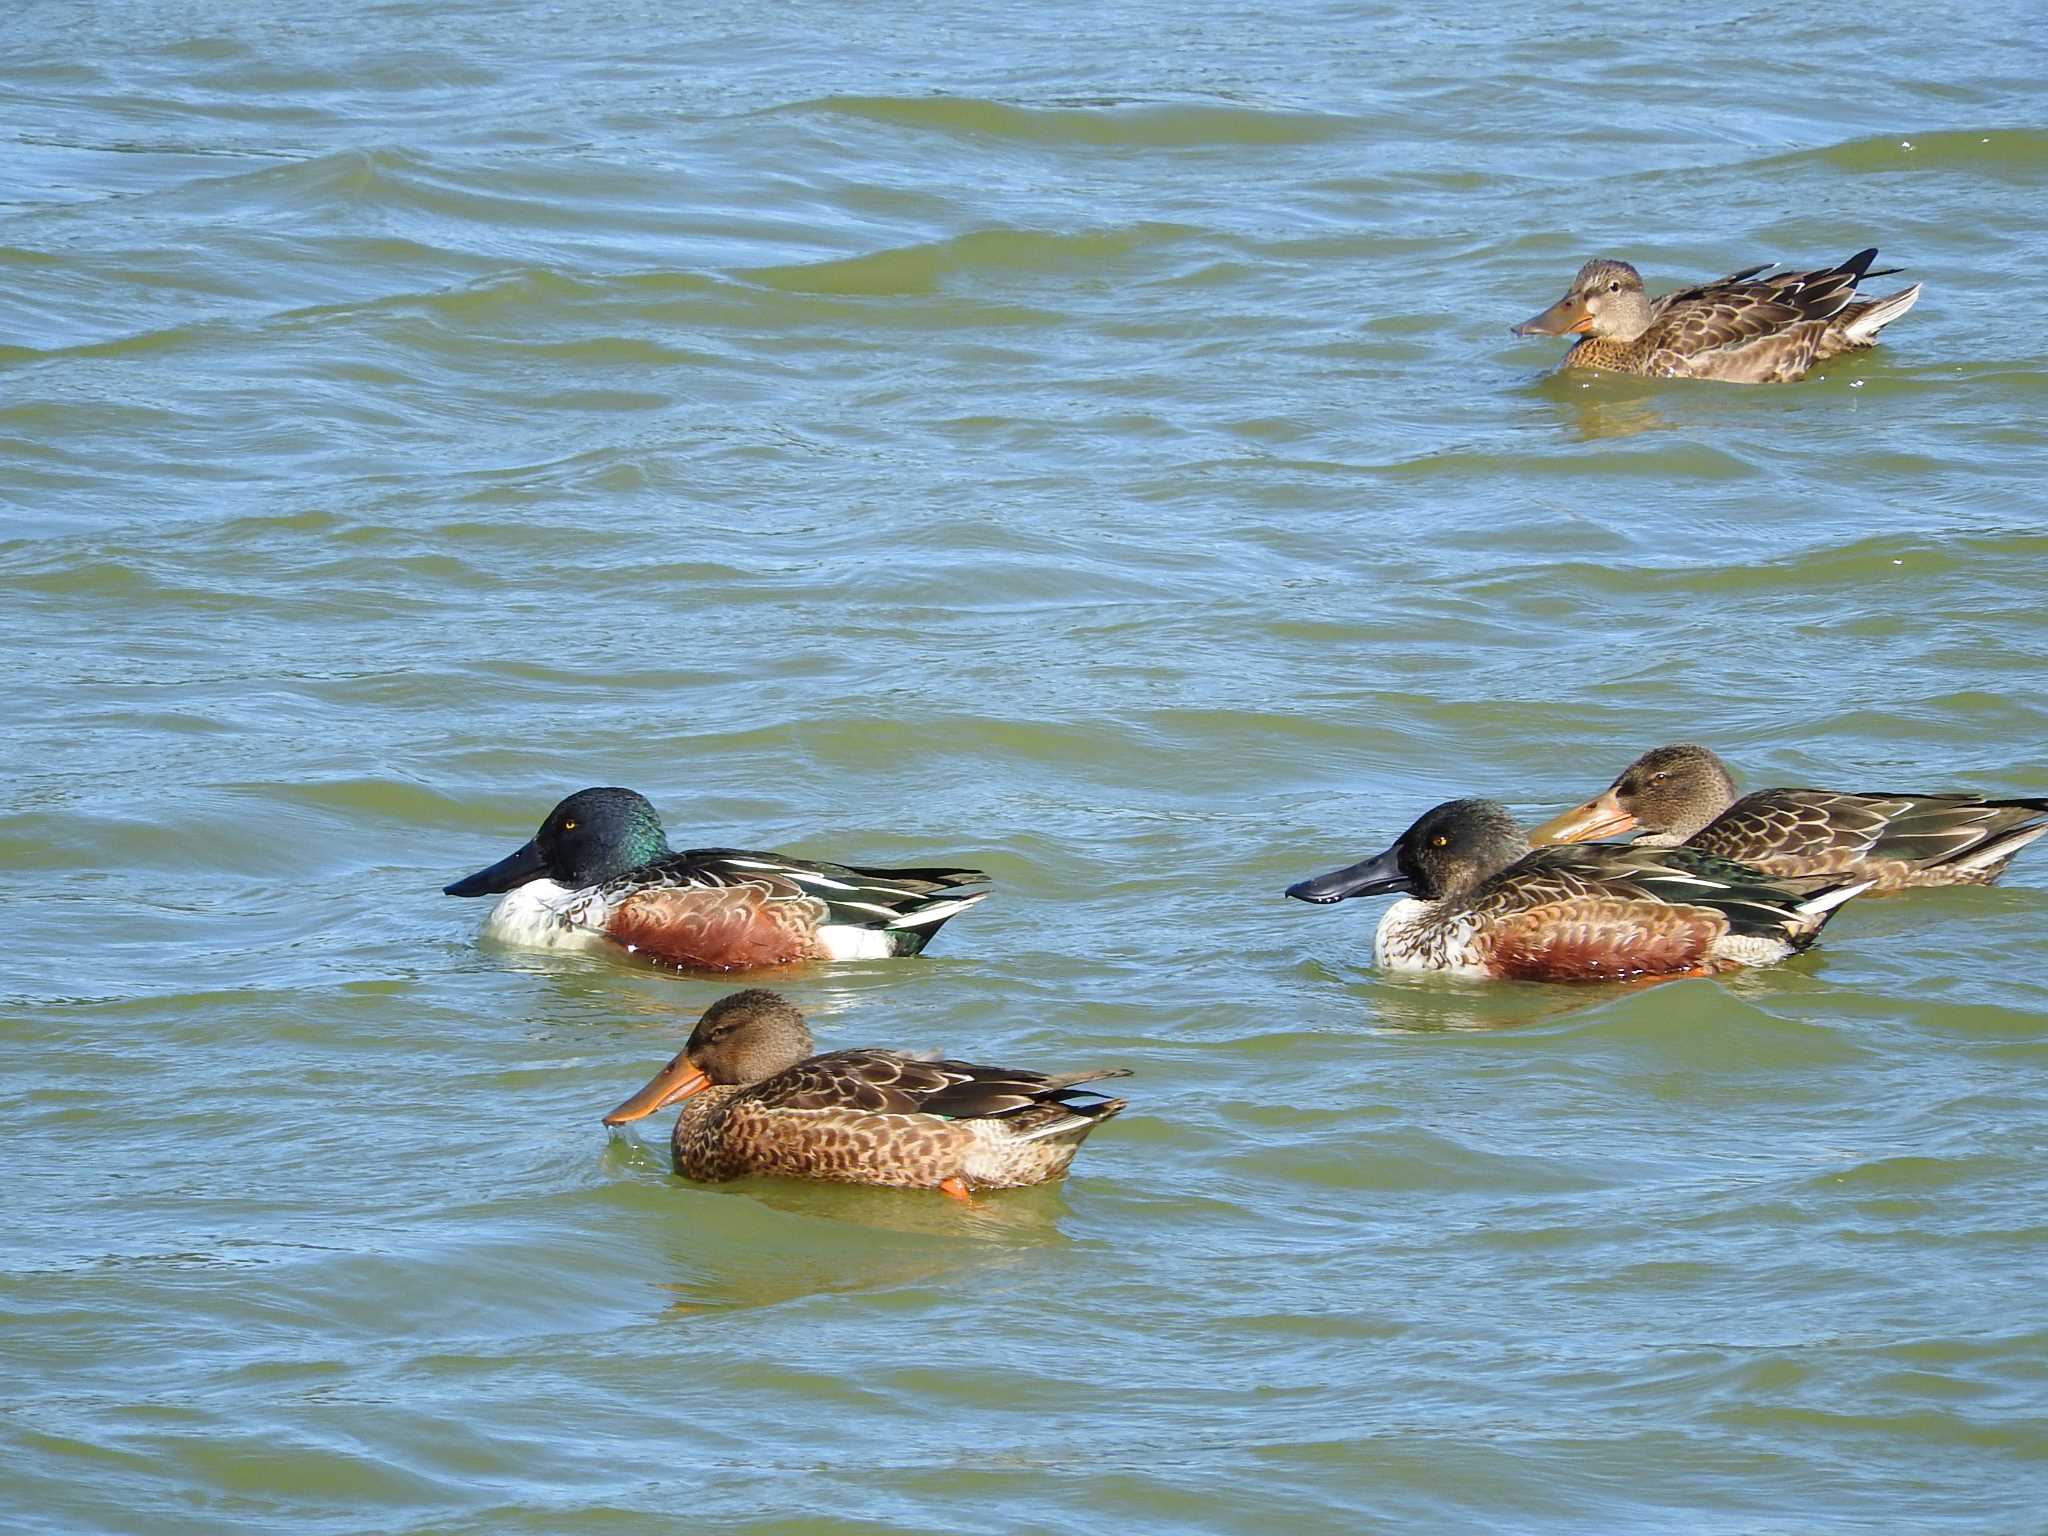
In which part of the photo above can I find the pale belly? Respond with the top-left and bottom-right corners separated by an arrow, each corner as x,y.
478,880 -> 612,953
1373,898 -> 1493,977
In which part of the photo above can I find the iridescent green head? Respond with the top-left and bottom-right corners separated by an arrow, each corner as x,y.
444,786 -> 672,896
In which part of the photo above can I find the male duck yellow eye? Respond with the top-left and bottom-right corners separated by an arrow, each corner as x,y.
562,819 -> 578,831
1430,834 -> 1449,848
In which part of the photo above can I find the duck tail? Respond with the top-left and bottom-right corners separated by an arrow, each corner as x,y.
1839,282 -> 1922,345
882,888 -> 991,942
1013,1091 -> 1129,1144
1941,810 -> 2048,875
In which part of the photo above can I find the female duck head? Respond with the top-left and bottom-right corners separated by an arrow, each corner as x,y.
1286,798 -> 1528,906
1530,744 -> 1739,847
602,990 -> 816,1126
1513,258 -> 1655,343
443,786 -> 671,897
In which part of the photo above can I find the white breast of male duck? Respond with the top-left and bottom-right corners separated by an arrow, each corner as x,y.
1373,898 -> 1493,977
480,879 -> 612,952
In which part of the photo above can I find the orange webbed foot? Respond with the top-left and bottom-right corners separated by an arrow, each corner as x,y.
938,1176 -> 973,1203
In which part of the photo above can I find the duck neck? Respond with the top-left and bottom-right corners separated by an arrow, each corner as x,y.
669,1083 -> 750,1180
1374,896 -> 1465,972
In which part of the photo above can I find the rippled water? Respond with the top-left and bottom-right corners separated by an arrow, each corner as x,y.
5,1 -> 2047,1530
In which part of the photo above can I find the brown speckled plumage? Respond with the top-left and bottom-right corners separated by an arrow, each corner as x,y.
1513,249 -> 1921,383
604,991 -> 1129,1192
1531,745 -> 2048,891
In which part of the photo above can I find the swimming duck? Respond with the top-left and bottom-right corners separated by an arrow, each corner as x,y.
1528,744 -> 2048,891
1512,247 -> 1920,382
603,990 -> 1130,1197
444,787 -> 990,971
1285,797 -> 1869,981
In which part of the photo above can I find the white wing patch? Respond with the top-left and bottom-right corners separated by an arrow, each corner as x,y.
816,925 -> 900,961
887,892 -> 989,929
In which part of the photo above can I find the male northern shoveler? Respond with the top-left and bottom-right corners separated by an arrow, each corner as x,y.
603,990 -> 1130,1198
1285,797 -> 1869,982
1528,743 -> 2048,891
443,787 -> 990,971
1511,247 -> 1921,382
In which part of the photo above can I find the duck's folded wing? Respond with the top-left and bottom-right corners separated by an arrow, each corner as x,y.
1648,249 -> 1880,355
1691,789 -> 1899,866
1696,789 -> 2048,872
1646,292 -> 1812,356
654,849 -> 987,918
1651,262 -> 1775,317
1511,846 -> 1854,937
751,1049 -> 1130,1120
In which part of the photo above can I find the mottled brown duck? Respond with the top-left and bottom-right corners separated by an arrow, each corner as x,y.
603,990 -> 1129,1198
1285,797 -> 1870,982
1512,247 -> 1920,382
1529,744 -> 2048,891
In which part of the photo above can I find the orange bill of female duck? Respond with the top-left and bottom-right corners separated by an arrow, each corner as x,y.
1528,744 -> 2048,891
1286,797 -> 1870,982
603,990 -> 1130,1195
444,787 -> 990,971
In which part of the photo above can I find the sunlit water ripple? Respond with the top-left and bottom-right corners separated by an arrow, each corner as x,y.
4,1 -> 2046,1530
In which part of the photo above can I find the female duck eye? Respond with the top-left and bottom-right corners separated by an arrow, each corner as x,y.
1608,280 -> 1621,293
1429,834 -> 1449,848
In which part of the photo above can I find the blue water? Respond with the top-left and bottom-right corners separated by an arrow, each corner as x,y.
4,1 -> 2047,1530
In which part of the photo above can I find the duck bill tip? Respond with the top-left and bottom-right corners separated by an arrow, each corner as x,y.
1285,848 -> 1411,904
443,837 -> 547,898
602,1059 -> 711,1125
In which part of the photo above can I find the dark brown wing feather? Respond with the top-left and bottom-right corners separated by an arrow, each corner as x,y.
1645,294 -> 1811,357
1649,261 -> 1774,316
1693,789 -> 2048,875
1642,248 -> 1880,364
1474,845 -> 1852,946
744,1048 -> 1131,1121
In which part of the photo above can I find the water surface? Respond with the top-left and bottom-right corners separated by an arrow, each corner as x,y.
4,1 -> 2047,1530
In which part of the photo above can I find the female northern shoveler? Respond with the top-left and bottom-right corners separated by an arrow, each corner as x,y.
1285,797 -> 1869,982
443,787 -> 990,971
1511,247 -> 1920,383
602,990 -> 1130,1198
1528,744 -> 2048,891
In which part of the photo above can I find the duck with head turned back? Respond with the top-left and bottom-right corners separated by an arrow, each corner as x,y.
1286,797 -> 1870,982
603,990 -> 1130,1198
1529,744 -> 2048,891
1512,247 -> 1921,383
444,787 -> 990,972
